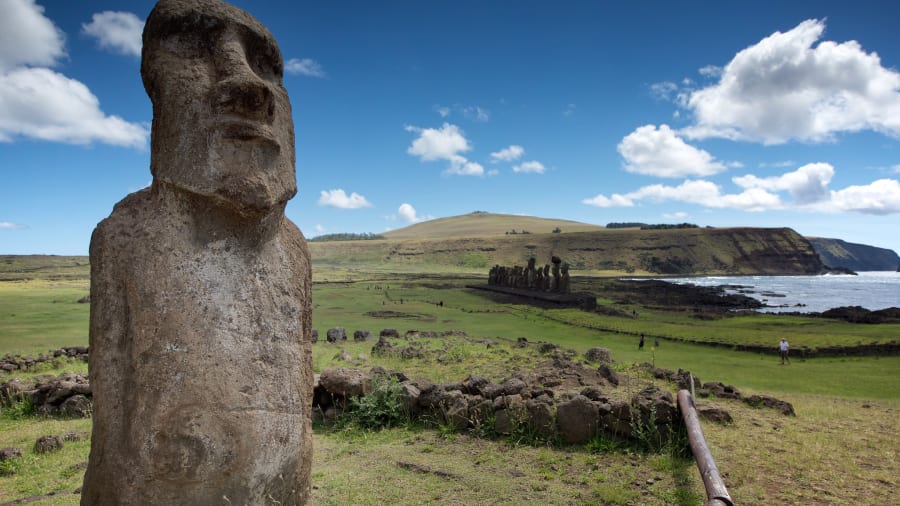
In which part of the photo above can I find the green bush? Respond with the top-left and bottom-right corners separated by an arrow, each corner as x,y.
340,376 -> 410,430
0,398 -> 36,420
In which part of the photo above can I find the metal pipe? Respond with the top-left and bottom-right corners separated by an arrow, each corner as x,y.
677,389 -> 734,506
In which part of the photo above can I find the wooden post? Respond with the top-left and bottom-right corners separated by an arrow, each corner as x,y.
677,389 -> 734,506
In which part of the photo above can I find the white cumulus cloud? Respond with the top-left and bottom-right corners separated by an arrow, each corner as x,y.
584,179 -> 782,212
490,145 -> 524,163
406,123 -> 470,161
0,0 -> 65,72
829,179 -> 900,215
733,162 -> 834,204
0,67 -> 148,147
512,161 -> 545,174
446,159 -> 484,176
581,194 -> 635,208
395,203 -> 434,223
285,58 -> 326,78
683,19 -> 900,144
406,123 -> 485,176
618,124 -> 727,178
317,189 -> 372,209
82,11 -> 143,57
0,0 -> 147,147
314,224 -> 326,233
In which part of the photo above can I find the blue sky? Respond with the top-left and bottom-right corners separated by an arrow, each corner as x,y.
2,0 -> 900,256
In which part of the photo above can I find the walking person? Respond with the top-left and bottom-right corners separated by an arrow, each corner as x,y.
639,333 -> 645,350
779,338 -> 790,364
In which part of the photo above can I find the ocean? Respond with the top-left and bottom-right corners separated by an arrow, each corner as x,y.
659,271 -> 900,313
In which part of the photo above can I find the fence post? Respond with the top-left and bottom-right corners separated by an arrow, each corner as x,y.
677,389 -> 734,506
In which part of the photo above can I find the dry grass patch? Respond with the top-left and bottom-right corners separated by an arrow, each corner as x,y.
311,429 -> 704,505
700,393 -> 897,505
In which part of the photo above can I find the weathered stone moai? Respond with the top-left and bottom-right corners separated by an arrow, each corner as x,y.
526,257 -> 537,289
543,264 -> 551,290
551,256 -> 562,291
82,1 -> 312,504
560,262 -> 571,294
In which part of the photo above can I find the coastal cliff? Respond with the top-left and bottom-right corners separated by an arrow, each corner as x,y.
311,225 -> 826,276
808,237 -> 900,272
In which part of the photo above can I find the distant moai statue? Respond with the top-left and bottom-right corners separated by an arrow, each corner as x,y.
488,265 -> 499,285
543,264 -> 551,290
560,262 -> 571,293
551,256 -> 562,291
82,1 -> 312,504
526,257 -> 537,289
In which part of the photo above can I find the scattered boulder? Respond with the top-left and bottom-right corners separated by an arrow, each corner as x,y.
63,430 -> 91,442
584,347 -> 611,364
702,382 -> 741,400
311,329 -> 318,343
380,329 -> 400,339
698,406 -> 733,425
556,395 -> 599,444
498,377 -> 527,396
676,369 -> 701,390
371,336 -> 394,356
59,394 -> 93,417
443,392 -> 469,430
580,387 -> 606,402
0,447 -> 23,462
318,368 -> 371,398
539,342 -> 559,354
34,435 -> 63,454
327,327 -> 347,342
744,394 -> 796,416
526,399 -> 556,438
460,375 -> 490,396
353,330 -> 372,342
598,364 -> 620,387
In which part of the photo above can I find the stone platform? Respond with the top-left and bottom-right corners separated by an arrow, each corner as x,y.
467,284 -> 597,309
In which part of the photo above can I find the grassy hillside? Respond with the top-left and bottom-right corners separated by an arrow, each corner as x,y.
0,255 -> 90,282
311,225 -> 824,276
382,211 -> 605,239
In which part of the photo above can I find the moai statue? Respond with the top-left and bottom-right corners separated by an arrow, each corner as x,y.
543,264 -> 551,290
535,266 -> 544,288
526,257 -> 536,290
560,262 -> 571,293
551,257 -> 562,291
82,1 -> 312,504
488,265 -> 498,285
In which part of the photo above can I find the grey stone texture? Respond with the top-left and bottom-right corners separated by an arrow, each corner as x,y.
81,1 -> 312,504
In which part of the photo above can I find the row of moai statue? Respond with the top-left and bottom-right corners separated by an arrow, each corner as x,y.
488,256 -> 570,293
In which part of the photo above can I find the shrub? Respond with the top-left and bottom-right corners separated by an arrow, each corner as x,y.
339,376 -> 410,430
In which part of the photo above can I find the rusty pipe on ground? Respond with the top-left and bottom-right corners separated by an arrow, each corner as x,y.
677,389 -> 734,506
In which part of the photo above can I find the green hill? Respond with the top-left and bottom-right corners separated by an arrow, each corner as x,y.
311,213 -> 824,276
382,211 -> 604,239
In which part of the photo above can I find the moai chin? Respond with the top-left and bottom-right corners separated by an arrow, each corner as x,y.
81,0 -> 313,504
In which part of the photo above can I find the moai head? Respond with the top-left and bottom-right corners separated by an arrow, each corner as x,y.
141,0 -> 296,213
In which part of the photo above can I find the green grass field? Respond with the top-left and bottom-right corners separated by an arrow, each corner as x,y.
1,264 -> 898,504
0,280 -> 90,356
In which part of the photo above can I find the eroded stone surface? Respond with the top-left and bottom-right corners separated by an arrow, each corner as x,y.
81,1 -> 312,504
